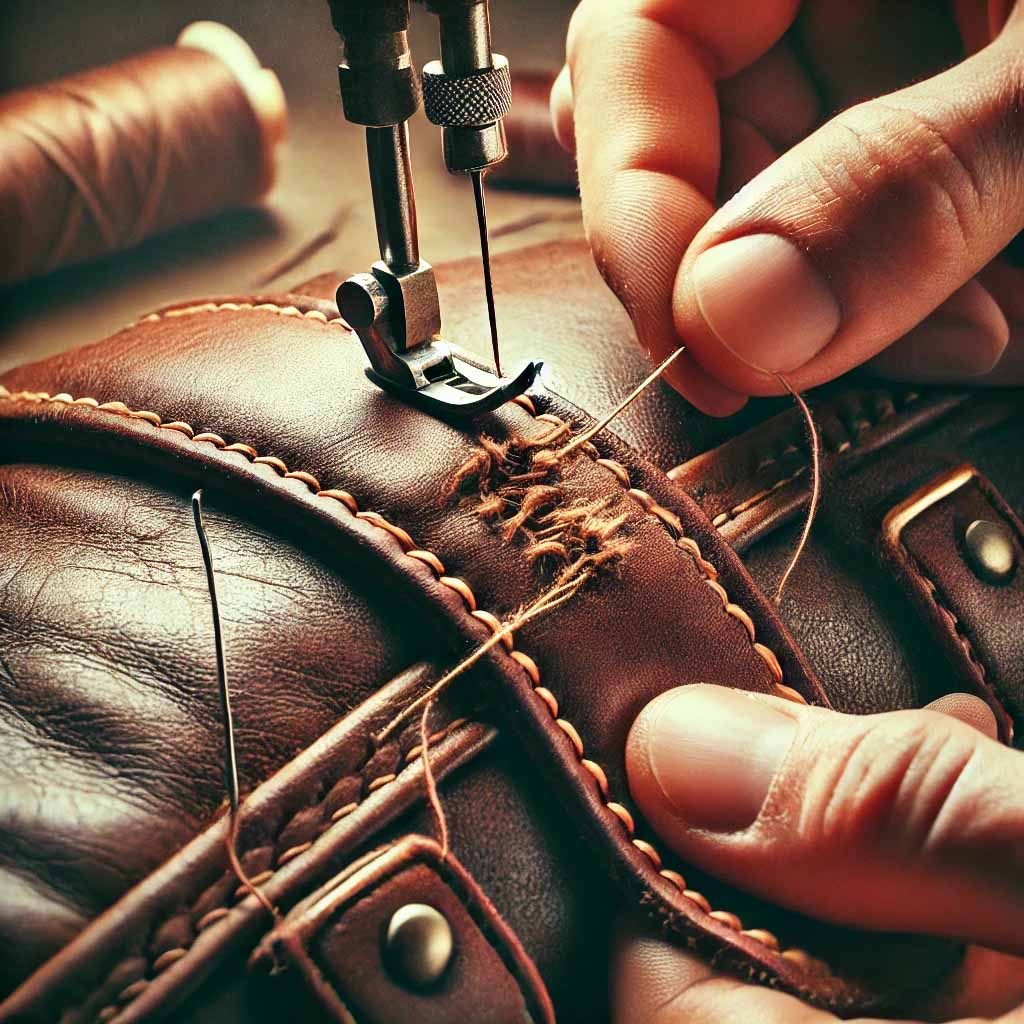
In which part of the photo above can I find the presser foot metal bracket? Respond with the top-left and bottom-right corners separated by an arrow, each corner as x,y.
337,262 -> 540,418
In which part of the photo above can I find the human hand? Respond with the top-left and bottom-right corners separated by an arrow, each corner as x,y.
552,1 -> 1024,415
615,684 -> 1024,1019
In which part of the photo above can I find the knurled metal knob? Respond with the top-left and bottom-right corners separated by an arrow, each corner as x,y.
422,54 -> 511,128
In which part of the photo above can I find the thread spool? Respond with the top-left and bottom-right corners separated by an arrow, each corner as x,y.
489,70 -> 576,194
0,22 -> 286,286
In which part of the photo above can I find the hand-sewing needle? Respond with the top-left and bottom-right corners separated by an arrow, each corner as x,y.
471,168 -> 502,378
191,489 -> 240,816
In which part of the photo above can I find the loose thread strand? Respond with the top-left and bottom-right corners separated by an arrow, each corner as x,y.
380,571 -> 594,858
550,346 -> 686,463
420,699 -> 450,858
772,374 -> 821,606
375,570 -> 591,747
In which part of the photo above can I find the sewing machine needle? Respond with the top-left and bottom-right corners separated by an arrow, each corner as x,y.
471,169 -> 501,378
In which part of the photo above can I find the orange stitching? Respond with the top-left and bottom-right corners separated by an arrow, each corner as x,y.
77,716 -> 471,1023
694,392 -> 924,530
711,467 -> 807,528
0,374 -> 822,987
901,547 -> 993,698
523,409 -> 807,707
136,300 -> 350,329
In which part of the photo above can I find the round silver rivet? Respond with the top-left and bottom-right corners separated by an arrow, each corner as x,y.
963,519 -> 1017,584
383,903 -> 453,989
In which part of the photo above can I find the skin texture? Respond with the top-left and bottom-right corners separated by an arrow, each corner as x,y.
552,0 -> 1024,414
618,686 -> 1024,1021
554,4 -> 1024,1013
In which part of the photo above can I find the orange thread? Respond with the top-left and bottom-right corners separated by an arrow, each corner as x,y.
772,375 -> 821,606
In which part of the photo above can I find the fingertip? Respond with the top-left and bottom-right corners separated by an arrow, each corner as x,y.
661,352 -> 748,416
925,692 -> 1000,740
612,915 -> 713,1024
549,64 -> 576,154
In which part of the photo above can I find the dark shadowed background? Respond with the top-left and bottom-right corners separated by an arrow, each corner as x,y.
0,0 -> 580,371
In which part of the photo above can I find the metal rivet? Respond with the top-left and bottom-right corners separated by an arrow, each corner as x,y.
963,519 -> 1017,584
383,903 -> 453,989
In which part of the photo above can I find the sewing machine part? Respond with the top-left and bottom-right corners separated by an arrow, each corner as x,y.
471,168 -> 501,376
329,0 -> 531,417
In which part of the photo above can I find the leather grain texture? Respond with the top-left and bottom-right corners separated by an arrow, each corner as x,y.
0,238 -> 1020,1021
255,835 -> 555,1024
882,465 -> 1024,742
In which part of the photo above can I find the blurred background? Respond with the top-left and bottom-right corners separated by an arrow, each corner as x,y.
0,0 -> 580,372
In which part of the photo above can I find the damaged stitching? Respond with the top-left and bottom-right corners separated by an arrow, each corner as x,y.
1,363 -> 829,1003
501,397 -> 809,703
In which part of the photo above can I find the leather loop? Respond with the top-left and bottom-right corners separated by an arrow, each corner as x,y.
882,463 -> 1024,744
255,835 -> 555,1024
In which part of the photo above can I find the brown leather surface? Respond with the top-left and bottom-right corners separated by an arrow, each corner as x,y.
882,466 -> 1024,742
0,661 -> 491,1024
0,459 -> 430,996
669,388 -> 969,551
0,237 -> 1020,1020
257,835 -> 554,1024
298,240 -> 791,473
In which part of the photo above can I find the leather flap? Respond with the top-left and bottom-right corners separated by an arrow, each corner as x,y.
882,463 -> 1023,744
254,835 -> 554,1024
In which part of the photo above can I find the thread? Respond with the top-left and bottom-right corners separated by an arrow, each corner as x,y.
0,22 -> 286,286
376,570 -> 593,748
542,346 -> 686,467
420,701 -> 450,858
488,70 -> 577,194
772,374 -> 821,606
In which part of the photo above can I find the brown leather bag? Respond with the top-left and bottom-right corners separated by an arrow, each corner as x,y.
1,238 -> 1021,1023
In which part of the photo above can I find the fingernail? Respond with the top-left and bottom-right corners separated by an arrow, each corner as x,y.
645,686 -> 797,831
692,234 -> 840,373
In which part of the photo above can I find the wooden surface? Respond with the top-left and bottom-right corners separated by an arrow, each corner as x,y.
0,0 -> 582,373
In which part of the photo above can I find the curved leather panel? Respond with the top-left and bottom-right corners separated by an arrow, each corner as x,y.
0,309 -> 851,1006
0,458 -> 430,996
0,243 -> 990,1015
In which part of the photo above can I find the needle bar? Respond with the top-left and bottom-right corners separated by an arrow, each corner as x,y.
471,169 -> 501,377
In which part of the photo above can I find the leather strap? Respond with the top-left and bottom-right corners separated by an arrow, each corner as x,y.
670,387 -> 968,552
882,463 -> 1023,743
0,665 -> 494,1024
255,835 -> 555,1024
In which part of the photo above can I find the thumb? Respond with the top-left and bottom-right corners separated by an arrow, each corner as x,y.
673,11 -> 1024,394
626,684 -> 1024,955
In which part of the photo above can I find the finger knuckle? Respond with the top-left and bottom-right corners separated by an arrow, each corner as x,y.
803,712 -> 978,857
822,103 -> 987,261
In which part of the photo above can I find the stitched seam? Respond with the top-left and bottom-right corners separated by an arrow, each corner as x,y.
134,300 -> 351,329
506,401 -> 807,705
899,544 -> 997,704
80,716 -> 469,1023
0,350 -> 829,994
711,467 -> 808,529
680,393 -> 921,529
